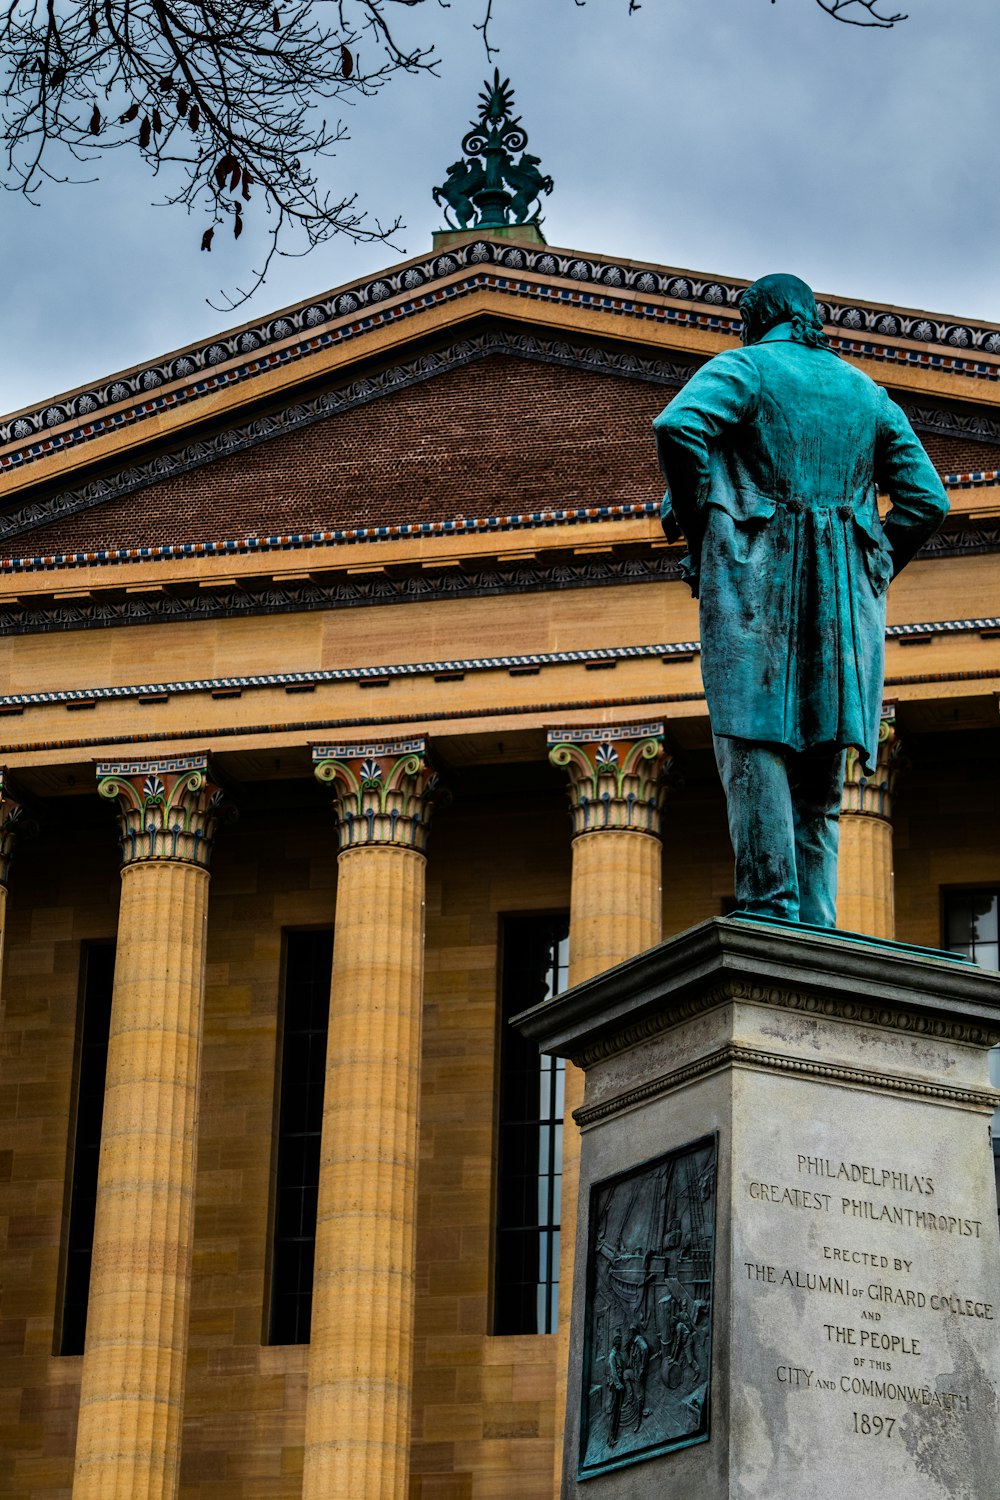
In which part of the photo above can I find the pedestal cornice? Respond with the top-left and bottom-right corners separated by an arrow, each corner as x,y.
312,737 -> 437,851
96,752 -> 224,867
515,917 -> 1000,1066
548,721 -> 669,837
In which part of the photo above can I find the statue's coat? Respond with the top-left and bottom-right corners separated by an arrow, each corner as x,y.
654,326 -> 949,771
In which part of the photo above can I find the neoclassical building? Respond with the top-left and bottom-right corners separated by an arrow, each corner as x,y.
1,212 -> 999,1499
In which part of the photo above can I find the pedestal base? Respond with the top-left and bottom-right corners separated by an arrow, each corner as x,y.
517,918 -> 1000,1500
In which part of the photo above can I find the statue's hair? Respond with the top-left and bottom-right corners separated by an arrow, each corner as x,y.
738,273 -> 829,350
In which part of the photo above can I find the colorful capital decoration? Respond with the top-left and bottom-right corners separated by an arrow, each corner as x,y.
96,754 -> 225,867
548,723 -> 670,837
842,711 -> 901,819
312,739 -> 438,851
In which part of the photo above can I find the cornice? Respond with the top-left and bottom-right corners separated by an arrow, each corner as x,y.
0,483 -> 995,582
0,550 -> 681,639
1,673 -> 996,760
2,238 -> 999,481
0,617 -> 994,710
903,399 -> 1000,447
0,640 -> 699,710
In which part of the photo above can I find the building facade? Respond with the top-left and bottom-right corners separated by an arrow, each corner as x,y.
0,230 -> 999,1498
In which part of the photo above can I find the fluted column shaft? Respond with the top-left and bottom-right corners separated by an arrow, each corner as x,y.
73,755 -> 223,1500
547,724 -> 667,1494
837,714 -> 899,939
303,739 -> 436,1500
567,831 -> 663,984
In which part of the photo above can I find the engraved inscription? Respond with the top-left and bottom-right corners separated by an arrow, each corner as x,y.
578,1135 -> 717,1480
741,1147 -> 1000,1439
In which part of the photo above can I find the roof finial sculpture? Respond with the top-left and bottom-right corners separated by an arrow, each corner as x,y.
433,70 -> 553,232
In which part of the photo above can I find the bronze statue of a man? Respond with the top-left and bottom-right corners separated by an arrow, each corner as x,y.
654,273 -> 948,927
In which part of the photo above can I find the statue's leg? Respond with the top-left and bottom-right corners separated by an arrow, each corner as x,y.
789,745 -> 846,928
712,734 -> 798,920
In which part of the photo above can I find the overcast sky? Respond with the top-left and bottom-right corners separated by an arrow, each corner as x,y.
2,0 -> 997,417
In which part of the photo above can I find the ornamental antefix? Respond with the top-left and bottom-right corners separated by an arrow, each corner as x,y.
433,69 -> 552,232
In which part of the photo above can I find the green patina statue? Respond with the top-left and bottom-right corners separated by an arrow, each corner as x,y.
654,273 -> 949,927
433,70 -> 553,232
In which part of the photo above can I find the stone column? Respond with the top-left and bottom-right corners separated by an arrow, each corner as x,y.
303,738 -> 437,1500
546,722 -> 668,1488
72,755 -> 224,1500
0,770 -> 24,1005
836,711 -> 900,939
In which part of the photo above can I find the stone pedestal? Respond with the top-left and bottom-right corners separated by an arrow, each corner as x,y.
516,918 -> 1000,1499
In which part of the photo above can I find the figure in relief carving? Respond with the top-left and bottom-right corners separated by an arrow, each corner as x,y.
581,1137 -> 716,1477
622,1322 -> 651,1431
606,1332 -> 626,1446
654,274 -> 949,926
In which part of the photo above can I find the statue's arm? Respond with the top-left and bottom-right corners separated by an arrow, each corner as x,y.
875,392 -> 950,577
652,353 -> 760,544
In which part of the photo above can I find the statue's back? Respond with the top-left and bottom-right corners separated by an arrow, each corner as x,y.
731,340 -> 883,508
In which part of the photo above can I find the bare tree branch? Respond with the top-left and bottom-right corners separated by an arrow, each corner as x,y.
473,0 -> 497,61
1,0 -> 438,304
0,0 -> 914,309
808,0 -> 907,23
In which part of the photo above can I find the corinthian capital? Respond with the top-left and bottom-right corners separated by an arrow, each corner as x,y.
96,754 -> 225,868
0,770 -> 24,890
842,712 -> 901,821
312,738 -> 437,852
548,722 -> 670,837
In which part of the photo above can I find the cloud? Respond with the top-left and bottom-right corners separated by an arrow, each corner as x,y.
1,0 -> 996,415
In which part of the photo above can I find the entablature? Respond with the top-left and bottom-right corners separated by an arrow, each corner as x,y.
1,618 -> 997,798
0,485 -> 996,642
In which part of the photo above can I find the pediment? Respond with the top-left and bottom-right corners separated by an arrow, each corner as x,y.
0,333 -> 690,558
2,236 -> 999,562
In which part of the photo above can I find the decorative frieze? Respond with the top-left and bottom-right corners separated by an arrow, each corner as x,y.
841,712 -> 901,820
548,722 -> 669,837
0,771 -> 24,890
312,739 -> 437,851
96,753 -> 224,867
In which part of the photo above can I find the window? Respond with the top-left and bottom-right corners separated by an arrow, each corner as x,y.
494,914 -> 570,1336
59,942 -> 115,1356
943,890 -> 1000,1212
944,890 -> 999,971
268,929 -> 333,1345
